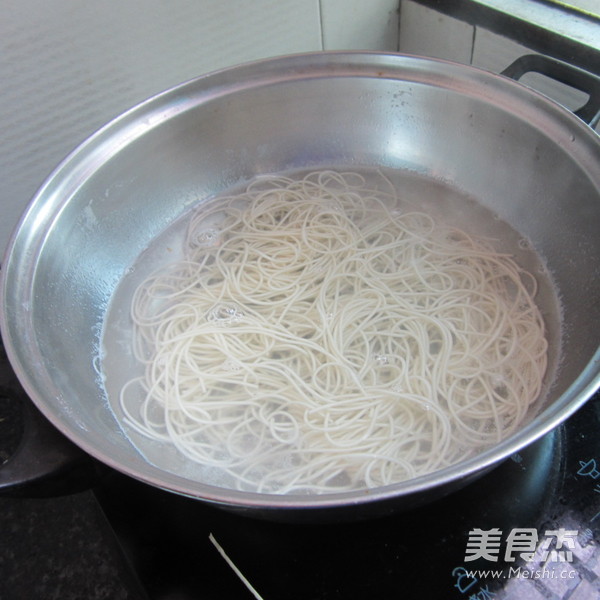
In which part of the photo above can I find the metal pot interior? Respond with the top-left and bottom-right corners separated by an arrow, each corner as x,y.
2,52 -> 600,513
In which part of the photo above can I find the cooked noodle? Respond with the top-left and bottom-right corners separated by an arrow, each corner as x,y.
119,170 -> 548,494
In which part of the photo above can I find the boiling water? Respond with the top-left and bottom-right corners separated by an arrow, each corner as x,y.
100,167 -> 562,492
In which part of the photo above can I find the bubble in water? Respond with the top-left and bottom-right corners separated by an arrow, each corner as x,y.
222,359 -> 242,371
92,354 -> 103,377
193,228 -> 221,247
518,238 -> 530,249
207,303 -> 244,325
374,353 -> 389,366
321,200 -> 342,213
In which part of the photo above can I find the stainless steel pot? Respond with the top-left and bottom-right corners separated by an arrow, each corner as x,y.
1,52 -> 599,520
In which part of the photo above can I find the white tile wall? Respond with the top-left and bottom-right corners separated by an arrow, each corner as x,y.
399,0 -> 598,120
321,0 -> 399,50
0,0 -> 399,255
398,1 -> 474,63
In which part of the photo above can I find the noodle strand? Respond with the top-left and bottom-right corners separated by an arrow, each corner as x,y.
118,170 -> 548,494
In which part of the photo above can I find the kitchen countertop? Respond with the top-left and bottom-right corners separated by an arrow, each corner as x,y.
0,489 -> 144,600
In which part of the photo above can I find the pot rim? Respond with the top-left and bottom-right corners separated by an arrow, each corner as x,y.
2,51 -> 599,511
